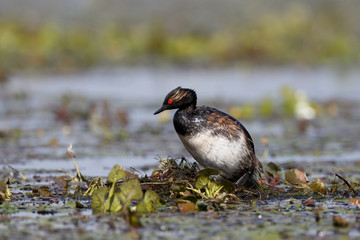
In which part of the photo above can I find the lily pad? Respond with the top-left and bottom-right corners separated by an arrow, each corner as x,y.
91,187 -> 108,213
136,190 -> 160,214
103,192 -> 123,213
107,164 -> 127,183
119,179 -> 143,207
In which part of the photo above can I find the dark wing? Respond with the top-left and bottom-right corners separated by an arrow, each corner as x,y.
200,106 -> 256,154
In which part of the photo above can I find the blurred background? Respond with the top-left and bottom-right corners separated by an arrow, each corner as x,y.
1,0 -> 360,73
0,0 -> 359,177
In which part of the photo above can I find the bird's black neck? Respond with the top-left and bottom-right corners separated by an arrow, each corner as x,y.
179,102 -> 196,112
173,106 -> 198,136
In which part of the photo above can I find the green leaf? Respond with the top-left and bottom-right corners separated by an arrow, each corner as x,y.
144,190 -> 160,204
195,176 -> 210,190
103,192 -> 122,213
136,190 -> 160,214
107,164 -> 127,183
144,190 -> 160,211
265,170 -> 274,178
267,162 -> 281,172
135,202 -> 148,214
119,179 -> 143,207
309,178 -> 327,195
207,181 -> 223,197
220,179 -> 235,193
135,190 -> 160,214
91,187 -> 108,213
197,168 -> 219,177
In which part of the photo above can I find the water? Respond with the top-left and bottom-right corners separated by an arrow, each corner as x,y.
1,67 -> 360,177
4,67 -> 360,104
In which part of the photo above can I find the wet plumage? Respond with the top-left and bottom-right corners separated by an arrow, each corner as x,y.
154,87 -> 260,187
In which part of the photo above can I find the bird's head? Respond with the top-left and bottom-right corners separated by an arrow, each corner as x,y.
154,87 -> 197,115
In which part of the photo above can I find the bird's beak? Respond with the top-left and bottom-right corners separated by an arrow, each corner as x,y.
154,105 -> 167,115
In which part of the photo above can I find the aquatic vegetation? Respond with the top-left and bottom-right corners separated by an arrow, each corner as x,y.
189,173 -> 224,199
0,3 -> 359,77
285,168 -> 308,186
87,164 -> 160,217
0,141 -> 359,239
223,86 -> 319,134
0,181 -> 12,202
309,178 -> 327,195
259,97 -> 275,118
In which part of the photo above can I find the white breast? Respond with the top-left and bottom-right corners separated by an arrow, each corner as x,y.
178,130 -> 249,177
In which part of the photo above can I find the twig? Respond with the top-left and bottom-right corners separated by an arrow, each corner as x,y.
140,180 -> 190,185
236,188 -> 257,195
335,174 -> 358,195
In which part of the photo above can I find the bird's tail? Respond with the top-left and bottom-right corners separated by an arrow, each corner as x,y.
235,155 -> 262,189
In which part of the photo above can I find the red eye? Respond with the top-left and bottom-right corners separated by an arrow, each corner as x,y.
168,99 -> 173,104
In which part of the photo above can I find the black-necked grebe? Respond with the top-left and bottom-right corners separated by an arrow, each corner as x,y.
154,87 -> 260,187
